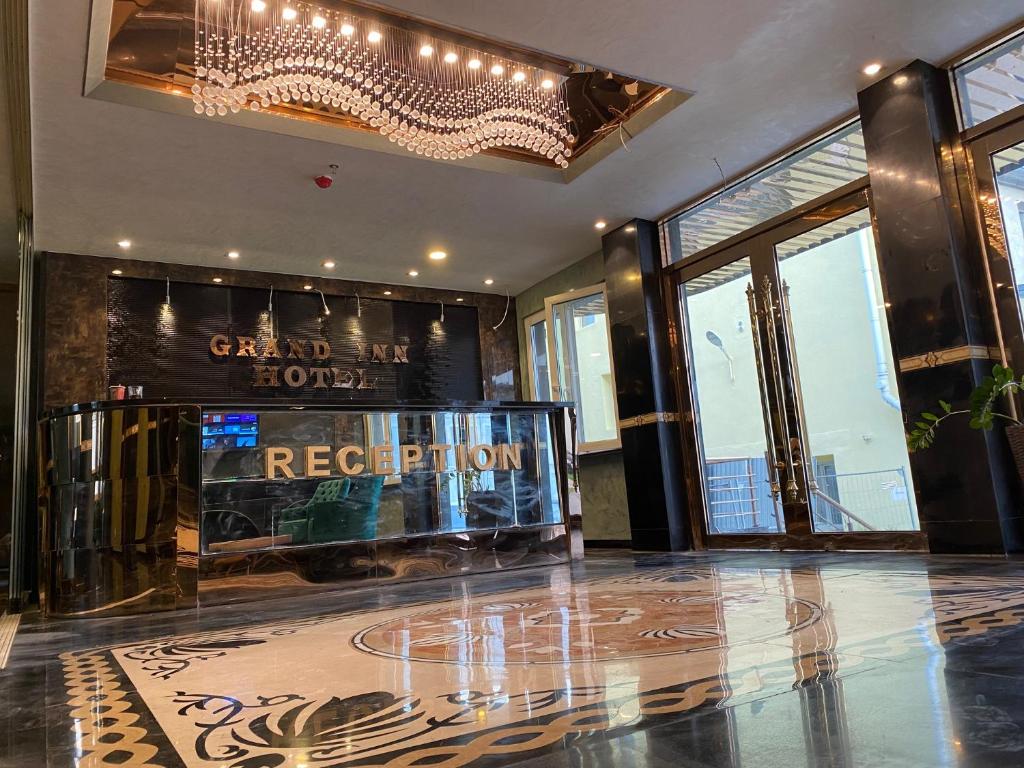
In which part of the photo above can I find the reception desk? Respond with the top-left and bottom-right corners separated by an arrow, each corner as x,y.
39,400 -> 580,617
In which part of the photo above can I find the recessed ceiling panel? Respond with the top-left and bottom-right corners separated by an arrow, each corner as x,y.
97,0 -> 686,178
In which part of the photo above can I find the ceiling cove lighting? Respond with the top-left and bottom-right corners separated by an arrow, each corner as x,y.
192,0 -> 572,167
863,62 -> 883,75
429,250 -> 447,260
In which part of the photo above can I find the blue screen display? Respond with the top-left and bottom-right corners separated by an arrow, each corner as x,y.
202,413 -> 259,450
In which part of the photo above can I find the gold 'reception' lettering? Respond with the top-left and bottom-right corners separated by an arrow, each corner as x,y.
400,444 -> 424,474
305,445 -> 331,477
266,447 -> 296,479
498,443 -> 522,471
469,444 -> 497,471
371,445 -> 394,475
429,443 -> 451,471
335,446 -> 365,476
264,441 -> 525,479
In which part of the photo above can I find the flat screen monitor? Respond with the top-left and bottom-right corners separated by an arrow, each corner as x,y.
201,412 -> 259,450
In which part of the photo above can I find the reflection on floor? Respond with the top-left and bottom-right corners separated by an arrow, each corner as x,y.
5,551 -> 1024,767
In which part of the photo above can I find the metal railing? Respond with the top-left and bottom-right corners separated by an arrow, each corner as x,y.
706,459 -> 914,533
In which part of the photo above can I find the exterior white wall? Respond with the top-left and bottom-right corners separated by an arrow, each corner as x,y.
575,317 -> 617,442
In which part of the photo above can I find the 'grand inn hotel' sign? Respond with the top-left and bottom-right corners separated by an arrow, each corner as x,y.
209,333 -> 409,390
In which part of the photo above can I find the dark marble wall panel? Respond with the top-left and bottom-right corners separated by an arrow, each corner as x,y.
42,252 -> 520,409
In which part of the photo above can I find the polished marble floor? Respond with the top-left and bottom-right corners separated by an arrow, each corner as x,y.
5,550 -> 1024,767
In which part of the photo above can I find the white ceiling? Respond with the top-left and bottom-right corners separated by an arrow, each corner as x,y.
27,0 -> 1024,294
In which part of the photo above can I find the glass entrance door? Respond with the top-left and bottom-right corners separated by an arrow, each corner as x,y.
672,187 -> 923,548
681,256 -> 785,535
968,122 -> 1024,420
774,209 -> 919,534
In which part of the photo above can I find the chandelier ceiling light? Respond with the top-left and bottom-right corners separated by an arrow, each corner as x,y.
192,0 -> 575,166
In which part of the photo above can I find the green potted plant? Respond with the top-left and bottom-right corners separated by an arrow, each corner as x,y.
907,364 -> 1024,475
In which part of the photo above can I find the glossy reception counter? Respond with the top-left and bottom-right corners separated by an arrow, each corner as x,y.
39,400 -> 580,617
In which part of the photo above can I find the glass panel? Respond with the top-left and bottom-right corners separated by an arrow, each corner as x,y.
682,258 -> 785,534
528,319 -> 552,400
550,292 -> 618,446
956,31 -> 1024,128
992,140 -> 1024,313
199,406 -> 562,553
666,122 -> 867,264
776,210 -> 919,532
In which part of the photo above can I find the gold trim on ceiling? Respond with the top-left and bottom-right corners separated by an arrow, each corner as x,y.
89,0 -> 690,181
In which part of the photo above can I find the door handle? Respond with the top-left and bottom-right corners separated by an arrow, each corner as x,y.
760,277 -> 803,503
779,279 -> 818,494
746,282 -> 782,500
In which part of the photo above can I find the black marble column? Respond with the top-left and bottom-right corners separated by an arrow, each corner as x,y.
602,220 -> 690,551
858,60 -> 1024,553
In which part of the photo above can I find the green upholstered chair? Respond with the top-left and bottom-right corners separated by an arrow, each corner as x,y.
307,475 -> 384,543
276,476 -> 384,545
276,478 -> 350,544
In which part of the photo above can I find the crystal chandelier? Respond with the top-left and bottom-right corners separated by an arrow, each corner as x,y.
192,0 -> 575,166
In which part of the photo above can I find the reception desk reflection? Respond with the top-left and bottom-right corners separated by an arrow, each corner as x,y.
89,552 -> 1020,765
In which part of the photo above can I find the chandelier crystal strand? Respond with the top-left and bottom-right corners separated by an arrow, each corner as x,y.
193,0 -> 573,166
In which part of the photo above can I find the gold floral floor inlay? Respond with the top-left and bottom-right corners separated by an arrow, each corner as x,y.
60,565 -> 1024,767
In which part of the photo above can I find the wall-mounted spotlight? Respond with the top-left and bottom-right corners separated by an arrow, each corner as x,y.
165,276 -> 171,305
317,289 -> 331,316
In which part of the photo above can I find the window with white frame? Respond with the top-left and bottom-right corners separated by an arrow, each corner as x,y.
523,311 -> 552,401
541,286 -> 620,452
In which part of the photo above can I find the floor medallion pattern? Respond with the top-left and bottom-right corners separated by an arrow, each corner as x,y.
57,564 -> 1024,767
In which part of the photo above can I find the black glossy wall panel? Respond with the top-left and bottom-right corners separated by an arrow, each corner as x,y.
106,277 -> 483,401
858,60 -> 1023,553
603,220 -> 691,551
